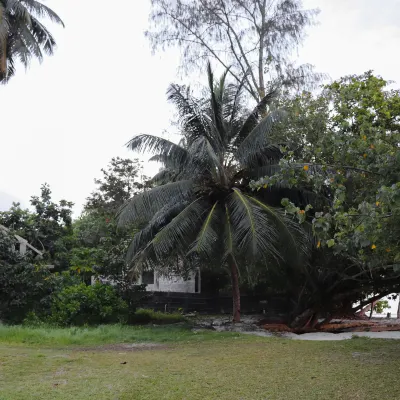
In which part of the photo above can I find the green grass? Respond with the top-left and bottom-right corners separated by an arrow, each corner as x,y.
0,324 -> 234,346
0,325 -> 399,400
130,308 -> 186,324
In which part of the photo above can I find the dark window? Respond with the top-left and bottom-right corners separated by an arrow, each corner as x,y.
142,270 -> 154,285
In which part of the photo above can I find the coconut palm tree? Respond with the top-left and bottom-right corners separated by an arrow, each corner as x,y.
118,65 -> 308,322
0,0 -> 64,83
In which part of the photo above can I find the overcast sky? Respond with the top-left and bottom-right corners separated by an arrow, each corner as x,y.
1,0 -> 400,216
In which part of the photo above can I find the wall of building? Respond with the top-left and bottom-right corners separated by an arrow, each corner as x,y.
141,270 -> 200,293
92,269 -> 201,294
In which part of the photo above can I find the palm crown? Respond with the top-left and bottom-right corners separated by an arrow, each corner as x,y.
0,0 -> 64,82
119,66 -> 308,320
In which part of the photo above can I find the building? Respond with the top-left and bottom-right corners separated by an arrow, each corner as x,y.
137,269 -> 201,293
93,268 -> 201,294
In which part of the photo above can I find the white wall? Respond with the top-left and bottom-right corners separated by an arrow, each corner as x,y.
142,270 -> 200,293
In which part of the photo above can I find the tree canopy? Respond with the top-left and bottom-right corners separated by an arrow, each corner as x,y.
147,0 -> 323,102
0,0 -> 64,82
252,72 -> 400,327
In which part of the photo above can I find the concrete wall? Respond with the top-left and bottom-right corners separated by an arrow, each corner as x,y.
139,270 -> 201,293
92,269 -> 201,294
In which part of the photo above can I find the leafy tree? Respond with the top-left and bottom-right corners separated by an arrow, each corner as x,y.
252,72 -> 400,327
0,0 -> 64,83
0,184 -> 74,270
70,157 -> 148,282
118,66 -> 308,322
85,157 -> 148,214
147,0 -> 323,102
0,229 -> 54,323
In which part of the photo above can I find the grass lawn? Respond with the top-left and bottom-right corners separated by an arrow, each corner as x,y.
0,325 -> 399,399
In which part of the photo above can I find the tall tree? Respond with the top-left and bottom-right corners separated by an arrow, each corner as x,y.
118,66 -> 308,322
0,0 -> 64,83
147,0 -> 322,103
252,72 -> 400,327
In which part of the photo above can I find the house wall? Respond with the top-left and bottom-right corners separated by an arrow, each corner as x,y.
92,269 -> 201,294
140,270 -> 200,293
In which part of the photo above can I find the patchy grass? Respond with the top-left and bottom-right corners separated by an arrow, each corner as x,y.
0,324 -> 234,346
0,326 -> 399,399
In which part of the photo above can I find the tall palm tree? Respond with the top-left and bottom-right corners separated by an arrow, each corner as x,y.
0,0 -> 64,83
119,65 -> 308,322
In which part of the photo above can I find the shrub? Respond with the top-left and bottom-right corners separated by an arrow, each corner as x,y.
130,309 -> 186,325
0,230 -> 55,323
48,283 -> 128,326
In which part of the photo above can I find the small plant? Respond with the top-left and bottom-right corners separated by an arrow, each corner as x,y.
373,300 -> 390,314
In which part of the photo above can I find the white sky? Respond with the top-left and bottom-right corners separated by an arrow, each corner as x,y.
1,0 -> 400,217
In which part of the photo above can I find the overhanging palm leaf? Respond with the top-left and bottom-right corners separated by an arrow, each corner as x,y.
117,180 -> 193,227
0,0 -> 63,83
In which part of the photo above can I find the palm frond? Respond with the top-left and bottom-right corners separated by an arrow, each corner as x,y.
149,198 -> 208,259
246,194 -> 309,264
148,168 -> 177,185
22,0 -> 64,26
235,110 -> 285,167
188,201 -> 220,257
6,0 -> 31,25
228,189 -> 286,262
30,16 -> 56,55
19,23 -> 43,61
117,180 -> 193,227
167,83 -> 208,144
228,188 -> 258,257
232,88 -> 280,148
207,62 -> 226,149
188,136 -> 226,182
126,200 -> 188,262
126,134 -> 189,168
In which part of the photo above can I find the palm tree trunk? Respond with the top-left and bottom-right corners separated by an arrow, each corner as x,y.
229,254 -> 240,323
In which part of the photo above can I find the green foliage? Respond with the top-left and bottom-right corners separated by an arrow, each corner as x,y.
0,184 -> 74,270
0,230 -> 55,323
69,158 -> 148,283
373,300 -> 390,314
120,66 -> 308,282
48,283 -> 128,326
251,72 -> 400,325
130,309 -> 186,325
85,157 -> 149,214
0,0 -> 64,83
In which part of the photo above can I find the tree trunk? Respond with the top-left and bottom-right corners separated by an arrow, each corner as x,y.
397,294 -> 400,319
290,308 -> 314,329
229,255 -> 240,323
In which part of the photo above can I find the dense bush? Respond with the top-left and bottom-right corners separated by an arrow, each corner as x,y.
48,283 -> 128,326
0,230 -> 55,323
